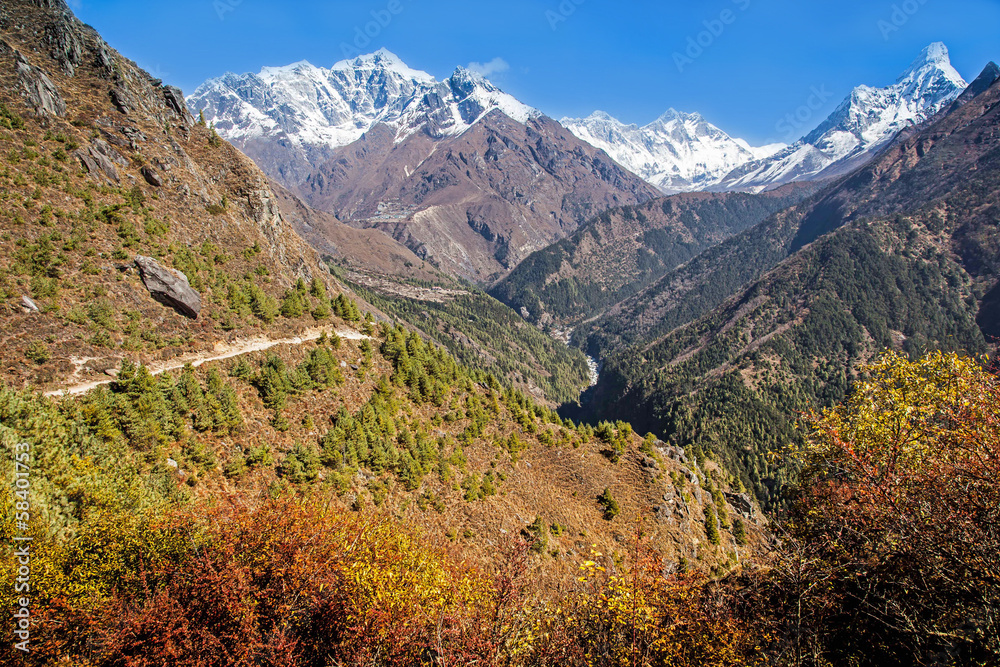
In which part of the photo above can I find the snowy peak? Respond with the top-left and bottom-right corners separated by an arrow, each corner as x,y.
445,67 -> 538,126
655,108 -> 697,122
330,48 -> 435,83
585,110 -> 622,123
719,42 -> 967,192
187,51 -> 539,185
799,41 -> 965,148
258,60 -> 319,79
562,109 -> 785,194
900,42 -> 958,81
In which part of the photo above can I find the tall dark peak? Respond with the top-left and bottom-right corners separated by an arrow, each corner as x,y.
951,61 -> 1000,110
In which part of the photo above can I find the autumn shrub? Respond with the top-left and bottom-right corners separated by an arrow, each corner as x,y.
22,500 -> 499,666
538,553 -> 758,667
768,351 -> 1000,665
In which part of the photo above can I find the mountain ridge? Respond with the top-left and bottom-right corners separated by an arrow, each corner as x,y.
561,109 -> 785,194
715,41 -> 967,192
296,110 -> 658,281
187,49 -> 541,188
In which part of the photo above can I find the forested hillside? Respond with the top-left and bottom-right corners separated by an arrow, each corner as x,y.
355,281 -> 593,404
490,184 -> 815,329
579,62 -> 1000,358
584,66 -> 1000,508
0,319 -> 761,662
0,3 -> 764,663
0,0 -> 373,394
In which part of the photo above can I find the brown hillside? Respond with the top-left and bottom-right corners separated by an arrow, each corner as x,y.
297,112 -> 659,282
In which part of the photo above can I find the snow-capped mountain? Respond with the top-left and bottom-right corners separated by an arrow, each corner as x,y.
718,42 -> 967,191
186,49 -> 540,185
189,49 -> 657,282
561,109 -> 785,194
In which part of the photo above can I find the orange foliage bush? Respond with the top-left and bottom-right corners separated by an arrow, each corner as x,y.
756,351 -> 1000,665
25,500 -> 496,666
18,500 -> 760,667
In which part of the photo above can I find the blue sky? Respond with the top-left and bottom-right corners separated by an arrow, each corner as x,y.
71,0 -> 1000,145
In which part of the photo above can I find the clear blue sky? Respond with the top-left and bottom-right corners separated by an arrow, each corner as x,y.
71,0 -> 1000,145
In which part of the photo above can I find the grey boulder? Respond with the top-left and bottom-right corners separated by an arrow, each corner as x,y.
134,255 -> 201,319
140,165 -> 163,187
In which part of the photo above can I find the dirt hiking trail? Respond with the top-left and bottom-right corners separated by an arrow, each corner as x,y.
44,327 -> 370,398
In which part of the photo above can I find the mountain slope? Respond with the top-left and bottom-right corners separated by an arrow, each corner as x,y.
0,0 -> 374,392
191,52 -> 659,283
0,3 -> 760,623
297,111 -> 658,281
717,42 -> 967,191
562,109 -> 785,194
584,64 -> 1000,509
489,183 -> 818,330
580,59 -> 996,359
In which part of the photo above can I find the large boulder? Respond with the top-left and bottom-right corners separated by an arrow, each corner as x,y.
140,165 -> 163,187
20,295 -> 39,313
134,255 -> 201,319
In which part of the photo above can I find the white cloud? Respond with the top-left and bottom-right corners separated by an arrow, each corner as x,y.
466,57 -> 510,78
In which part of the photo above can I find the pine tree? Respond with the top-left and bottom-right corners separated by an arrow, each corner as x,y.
280,290 -> 305,318
705,505 -> 721,545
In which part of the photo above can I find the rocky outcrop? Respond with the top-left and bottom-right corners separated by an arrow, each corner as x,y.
10,47 -> 65,116
163,86 -> 194,126
724,492 -> 754,519
74,145 -> 119,183
43,12 -> 82,76
655,488 -> 690,525
90,138 -> 128,166
134,255 -> 202,319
